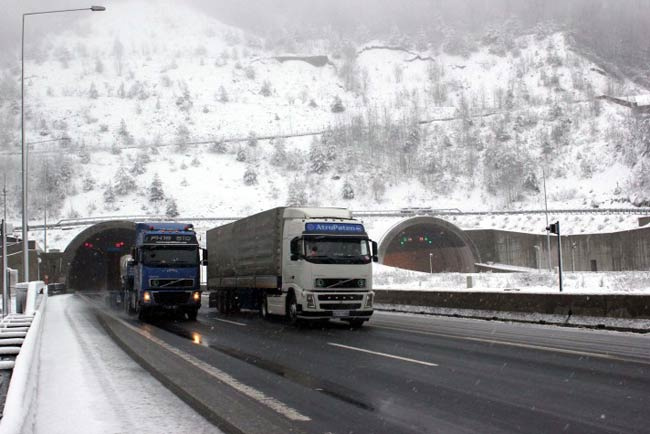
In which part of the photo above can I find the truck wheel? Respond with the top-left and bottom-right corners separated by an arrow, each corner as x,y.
259,293 -> 269,319
286,292 -> 299,325
187,308 -> 198,321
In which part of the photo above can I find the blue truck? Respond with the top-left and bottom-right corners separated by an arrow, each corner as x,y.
123,222 -> 205,321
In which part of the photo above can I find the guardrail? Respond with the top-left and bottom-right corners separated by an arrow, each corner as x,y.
0,282 -> 46,434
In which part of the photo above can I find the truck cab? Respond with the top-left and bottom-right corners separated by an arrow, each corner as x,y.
125,222 -> 204,321
273,208 -> 376,326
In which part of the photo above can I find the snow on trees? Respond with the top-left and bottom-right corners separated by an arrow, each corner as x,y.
330,95 -> 345,113
149,174 -> 165,202
113,168 -> 136,196
243,166 -> 258,185
166,198 -> 180,218
309,136 -> 329,174
287,178 -> 308,206
342,181 -> 355,199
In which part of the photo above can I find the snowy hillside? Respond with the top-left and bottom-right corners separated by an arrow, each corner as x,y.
1,0 -> 649,232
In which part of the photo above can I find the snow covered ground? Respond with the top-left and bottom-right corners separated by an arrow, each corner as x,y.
373,263 -> 650,294
31,295 -> 218,434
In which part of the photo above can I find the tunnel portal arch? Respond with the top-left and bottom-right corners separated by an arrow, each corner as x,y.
61,221 -> 136,291
378,217 -> 480,273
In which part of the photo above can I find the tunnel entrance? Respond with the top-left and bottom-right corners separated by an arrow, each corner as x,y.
62,221 -> 136,291
379,217 -> 479,273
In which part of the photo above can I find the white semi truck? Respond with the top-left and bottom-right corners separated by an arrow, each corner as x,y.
207,207 -> 377,327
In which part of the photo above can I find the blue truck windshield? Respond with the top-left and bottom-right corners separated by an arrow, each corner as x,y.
304,237 -> 371,264
143,246 -> 199,267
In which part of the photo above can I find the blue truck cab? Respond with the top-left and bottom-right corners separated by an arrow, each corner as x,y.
124,222 -> 205,321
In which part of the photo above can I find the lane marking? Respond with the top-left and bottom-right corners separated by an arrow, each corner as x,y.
80,295 -> 309,422
211,317 -> 247,327
372,324 -> 650,366
328,342 -> 438,367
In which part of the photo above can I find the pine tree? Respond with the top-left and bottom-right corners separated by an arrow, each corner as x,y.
210,140 -> 227,153
79,144 -> 91,164
287,179 -> 307,206
88,82 -> 98,99
114,168 -> 136,195
243,166 -> 258,185
166,198 -> 180,218
309,136 -> 328,174
103,184 -> 116,204
260,80 -> 272,97
271,138 -> 287,167
342,181 -> 355,199
149,174 -> 165,202
218,85 -> 229,103
236,148 -> 247,162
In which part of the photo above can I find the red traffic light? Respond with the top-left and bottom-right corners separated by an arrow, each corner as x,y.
84,242 -> 94,248
115,241 -> 125,248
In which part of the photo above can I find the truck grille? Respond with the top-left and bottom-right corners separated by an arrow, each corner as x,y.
318,294 -> 363,301
153,292 -> 190,305
320,303 -> 362,310
149,278 -> 194,289
319,278 -> 365,289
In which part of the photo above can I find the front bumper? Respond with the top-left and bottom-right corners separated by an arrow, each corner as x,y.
142,290 -> 201,309
297,309 -> 373,320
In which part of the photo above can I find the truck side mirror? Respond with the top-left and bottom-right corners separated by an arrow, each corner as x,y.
201,248 -> 208,266
290,237 -> 301,261
371,241 -> 378,263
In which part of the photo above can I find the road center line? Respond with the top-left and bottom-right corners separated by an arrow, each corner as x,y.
372,324 -> 650,365
212,317 -> 247,326
328,342 -> 438,367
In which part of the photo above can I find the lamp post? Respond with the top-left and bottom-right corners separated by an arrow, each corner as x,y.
21,6 -> 106,282
541,164 -> 552,271
429,252 -> 433,274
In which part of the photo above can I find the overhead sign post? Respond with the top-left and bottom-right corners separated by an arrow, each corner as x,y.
546,221 -> 563,293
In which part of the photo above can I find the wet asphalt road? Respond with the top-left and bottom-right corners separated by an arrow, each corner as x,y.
85,294 -> 650,434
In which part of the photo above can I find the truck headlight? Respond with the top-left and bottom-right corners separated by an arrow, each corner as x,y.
306,294 -> 316,308
314,279 -> 325,288
143,291 -> 151,303
365,293 -> 373,308
192,291 -> 200,302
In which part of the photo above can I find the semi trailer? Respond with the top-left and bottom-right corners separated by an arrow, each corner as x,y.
123,222 -> 205,321
207,207 -> 377,327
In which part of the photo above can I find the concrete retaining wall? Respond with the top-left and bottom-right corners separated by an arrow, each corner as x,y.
374,290 -> 650,319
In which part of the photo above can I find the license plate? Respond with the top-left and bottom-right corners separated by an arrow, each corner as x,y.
333,311 -> 349,317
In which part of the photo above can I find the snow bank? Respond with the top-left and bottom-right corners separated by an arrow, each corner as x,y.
373,264 -> 650,294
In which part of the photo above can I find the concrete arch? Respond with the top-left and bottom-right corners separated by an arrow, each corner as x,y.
61,220 -> 136,291
378,217 -> 480,273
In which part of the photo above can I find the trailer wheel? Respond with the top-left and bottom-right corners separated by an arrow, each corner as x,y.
259,293 -> 269,319
286,292 -> 298,325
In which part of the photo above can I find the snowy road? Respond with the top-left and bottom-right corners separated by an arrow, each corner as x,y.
30,294 -> 650,434
30,295 -> 218,434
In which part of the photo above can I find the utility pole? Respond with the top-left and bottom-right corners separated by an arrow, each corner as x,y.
429,252 -> 433,274
542,165 -> 552,271
43,165 -> 47,254
2,178 -> 8,317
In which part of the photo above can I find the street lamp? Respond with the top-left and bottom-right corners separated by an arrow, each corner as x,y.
21,6 -> 105,282
429,252 -> 433,274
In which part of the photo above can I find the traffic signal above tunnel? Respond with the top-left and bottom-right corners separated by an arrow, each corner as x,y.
83,242 -> 94,248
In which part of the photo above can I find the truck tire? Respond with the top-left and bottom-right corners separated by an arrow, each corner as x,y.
259,293 -> 269,319
286,292 -> 299,325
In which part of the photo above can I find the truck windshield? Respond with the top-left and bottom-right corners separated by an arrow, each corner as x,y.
304,237 -> 371,264
142,246 -> 199,267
